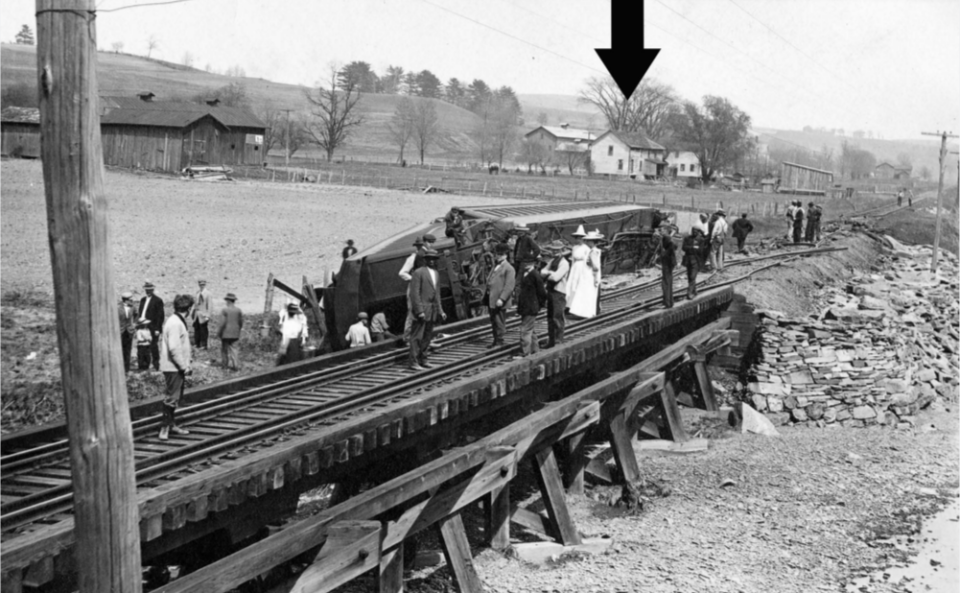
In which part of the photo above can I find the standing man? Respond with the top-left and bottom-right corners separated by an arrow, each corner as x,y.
138,281 -> 165,371
279,303 -> 309,363
897,189 -> 904,207
408,249 -> 446,370
158,294 -> 194,440
786,201 -> 796,239
369,311 -> 397,343
541,240 -> 570,348
805,202 -> 821,242
512,223 -> 541,267
399,236 -> 427,344
192,279 -> 212,350
660,225 -> 677,308
444,207 -> 466,246
485,243 -> 516,349
345,312 -> 371,349
516,257 -> 547,358
793,201 -> 805,243
342,239 -> 358,260
731,213 -> 754,254
218,292 -> 243,370
709,210 -> 729,272
682,227 -> 704,299
118,291 -> 137,373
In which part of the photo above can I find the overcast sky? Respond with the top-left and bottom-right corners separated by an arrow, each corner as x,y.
2,0 -> 958,139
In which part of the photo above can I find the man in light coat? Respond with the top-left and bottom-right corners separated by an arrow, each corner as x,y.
540,240 -> 570,348
159,294 -> 194,440
192,279 -> 212,350
485,243 -> 516,348
709,210 -> 729,272
408,250 -> 446,370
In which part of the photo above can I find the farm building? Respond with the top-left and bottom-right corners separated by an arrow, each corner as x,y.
1,106 -> 41,158
99,95 -> 266,172
874,162 -> 912,180
589,130 -> 666,178
664,150 -> 700,178
524,124 -> 596,152
778,161 -> 833,195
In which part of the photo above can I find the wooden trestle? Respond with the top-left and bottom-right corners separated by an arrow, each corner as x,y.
1,288 -> 734,592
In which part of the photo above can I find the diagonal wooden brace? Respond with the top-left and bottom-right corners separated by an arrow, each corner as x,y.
291,520 -> 382,593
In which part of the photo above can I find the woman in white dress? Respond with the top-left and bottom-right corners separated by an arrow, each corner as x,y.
567,227 -> 602,318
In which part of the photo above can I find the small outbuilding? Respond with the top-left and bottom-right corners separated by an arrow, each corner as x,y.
1,106 -> 41,158
778,161 -> 833,195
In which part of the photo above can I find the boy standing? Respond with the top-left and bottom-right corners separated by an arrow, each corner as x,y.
516,258 -> 547,358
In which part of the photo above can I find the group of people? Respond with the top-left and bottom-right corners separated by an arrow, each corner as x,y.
118,280 -> 244,440
785,201 -> 823,243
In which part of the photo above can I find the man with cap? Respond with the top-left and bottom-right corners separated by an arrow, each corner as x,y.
731,213 -> 754,254
279,303 -> 309,363
192,279 -> 212,350
118,291 -> 137,373
512,223 -> 541,267
408,249 -> 446,370
659,225 -> 678,308
399,236 -> 428,344
137,282 -> 165,371
682,227 -> 704,299
805,201 -> 822,242
342,239 -> 358,260
345,312 -> 371,349
369,311 -> 397,343
516,255 -> 547,357
217,293 -> 243,370
708,210 -> 729,272
158,294 -> 194,440
540,240 -> 570,348
444,207 -> 466,246
792,200 -> 805,243
485,243 -> 516,348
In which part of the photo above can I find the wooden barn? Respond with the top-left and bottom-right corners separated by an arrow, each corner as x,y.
778,161 -> 833,195
1,107 -> 41,158
99,95 -> 266,172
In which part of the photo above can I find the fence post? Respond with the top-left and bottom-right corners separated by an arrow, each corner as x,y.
662,192 -> 666,206
499,183 -> 503,197
483,182 -> 487,196
341,169 -> 346,185
522,186 -> 526,198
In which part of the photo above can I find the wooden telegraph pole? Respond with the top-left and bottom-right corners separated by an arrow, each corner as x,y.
36,1 -> 143,591
921,131 -> 958,273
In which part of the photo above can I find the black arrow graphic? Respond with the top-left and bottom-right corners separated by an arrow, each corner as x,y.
595,0 -> 661,100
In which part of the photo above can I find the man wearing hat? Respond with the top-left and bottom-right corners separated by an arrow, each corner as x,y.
408,249 -> 446,370
485,243 -> 516,348
512,223 -> 541,267
792,201 -> 805,244
217,293 -> 243,370
540,240 -> 571,348
516,256 -> 547,357
137,282 -> 165,371
659,225 -> 678,308
192,279 -> 212,350
444,207 -> 466,246
709,210 -> 728,272
731,213 -> 754,254
342,239 -> 358,260
805,202 -> 822,242
345,312 -> 371,349
279,303 -> 309,363
158,294 -> 195,440
682,227 -> 705,299
399,235 -> 428,344
118,291 -> 137,373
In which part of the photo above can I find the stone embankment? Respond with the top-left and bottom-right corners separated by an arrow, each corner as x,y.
744,237 -> 959,428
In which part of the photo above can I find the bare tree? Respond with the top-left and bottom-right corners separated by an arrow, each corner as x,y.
578,76 -> 679,139
111,41 -> 124,53
387,96 -> 416,164
518,137 -> 550,173
305,65 -> 365,162
257,107 -> 310,159
556,145 -> 590,175
257,107 -> 284,154
224,65 -> 246,78
412,98 -> 441,165
181,51 -> 194,67
919,165 -> 932,181
146,35 -> 159,58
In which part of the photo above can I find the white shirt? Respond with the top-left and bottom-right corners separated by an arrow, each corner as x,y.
345,321 -> 371,348
399,252 -> 418,282
279,314 -> 308,353
711,217 -> 729,239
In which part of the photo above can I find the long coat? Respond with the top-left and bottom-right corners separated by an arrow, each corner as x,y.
410,267 -> 443,322
138,294 -> 165,333
218,304 -> 244,340
119,302 -> 137,335
486,260 -> 516,308
517,268 -> 547,317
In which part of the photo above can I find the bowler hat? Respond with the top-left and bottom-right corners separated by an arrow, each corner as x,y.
423,233 -> 437,243
225,293 -> 237,301
423,249 -> 441,259
143,281 -> 155,289
412,237 -> 425,247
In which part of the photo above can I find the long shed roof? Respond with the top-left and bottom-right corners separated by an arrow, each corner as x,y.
99,96 -> 265,129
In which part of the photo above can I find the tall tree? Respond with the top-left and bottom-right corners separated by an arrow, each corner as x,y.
15,24 -> 35,45
919,165 -> 932,181
518,137 -> 550,173
381,65 -> 404,94
536,111 -> 549,126
467,79 -> 491,113
412,99 -> 441,165
304,65 -> 365,162
110,41 -> 124,53
338,61 -> 378,93
445,77 -> 466,107
674,95 -> 753,182
896,152 -> 913,169
387,96 -> 416,164
145,34 -> 159,58
181,51 -> 194,67
402,72 -> 420,96
416,70 -> 443,99
578,76 -> 679,139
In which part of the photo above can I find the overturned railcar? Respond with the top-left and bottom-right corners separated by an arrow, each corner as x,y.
322,201 -> 668,350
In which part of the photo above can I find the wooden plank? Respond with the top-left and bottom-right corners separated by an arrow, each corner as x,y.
659,382 -> 688,442
291,520 -> 381,593
510,506 -> 556,540
1,569 -> 23,593
510,538 -> 614,564
534,447 -> 581,546
22,556 -> 54,588
378,542 -> 404,593
693,361 -> 719,411
437,513 -> 483,593
565,433 -> 586,496
608,412 -> 640,484
139,514 -> 163,542
488,484 -> 510,550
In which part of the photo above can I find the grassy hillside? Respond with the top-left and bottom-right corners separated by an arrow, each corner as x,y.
1,43 -> 482,162
517,93 -> 604,131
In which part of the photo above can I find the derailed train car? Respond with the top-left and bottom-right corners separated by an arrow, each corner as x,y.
322,201 -> 668,350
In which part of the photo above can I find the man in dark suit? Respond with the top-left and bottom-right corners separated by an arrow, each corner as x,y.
660,225 -> 678,309
512,223 -> 540,267
137,281 -> 165,370
516,258 -> 547,357
217,293 -> 243,370
408,249 -> 446,371
118,291 -> 137,372
485,243 -> 516,348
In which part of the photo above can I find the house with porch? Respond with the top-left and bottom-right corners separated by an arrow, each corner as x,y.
588,130 -> 666,178
664,150 -> 700,178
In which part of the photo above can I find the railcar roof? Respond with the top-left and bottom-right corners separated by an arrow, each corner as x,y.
461,201 -> 645,221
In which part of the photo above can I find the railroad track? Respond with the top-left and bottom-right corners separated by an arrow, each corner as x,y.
0,246 -> 837,535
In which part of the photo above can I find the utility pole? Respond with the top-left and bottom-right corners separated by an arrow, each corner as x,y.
36,1 -> 142,591
282,108 -> 293,168
921,131 -> 958,273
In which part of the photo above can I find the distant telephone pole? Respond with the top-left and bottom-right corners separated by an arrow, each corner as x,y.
921,131 -> 958,273
282,108 -> 293,167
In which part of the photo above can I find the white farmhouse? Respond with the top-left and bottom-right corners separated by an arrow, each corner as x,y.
589,130 -> 666,178
665,150 -> 701,178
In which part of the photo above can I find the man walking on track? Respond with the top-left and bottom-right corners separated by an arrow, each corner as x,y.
409,249 -> 445,370
138,281 -> 165,371
731,213 -> 754,254
485,243 -> 516,349
682,227 -> 704,299
659,225 -> 677,308
218,292 -> 243,370
541,240 -> 570,348
159,294 -> 194,441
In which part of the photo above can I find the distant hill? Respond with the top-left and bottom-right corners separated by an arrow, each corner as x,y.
1,43 -> 481,162
517,94 -> 604,131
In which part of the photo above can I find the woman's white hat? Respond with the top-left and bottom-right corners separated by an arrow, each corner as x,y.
572,224 -> 587,237
583,229 -> 605,241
